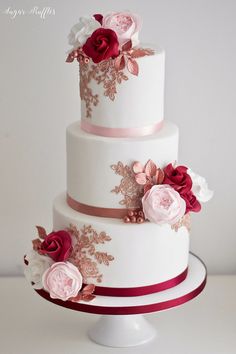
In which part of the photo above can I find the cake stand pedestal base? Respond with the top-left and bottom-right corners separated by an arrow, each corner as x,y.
35,253 -> 207,348
88,314 -> 156,347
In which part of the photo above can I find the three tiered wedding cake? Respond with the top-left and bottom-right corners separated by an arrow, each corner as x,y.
24,11 -> 213,303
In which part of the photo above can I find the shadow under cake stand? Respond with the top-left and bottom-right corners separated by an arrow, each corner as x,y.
35,253 -> 207,347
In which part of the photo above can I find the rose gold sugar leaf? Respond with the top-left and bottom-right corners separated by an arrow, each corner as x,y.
66,52 -> 75,63
156,169 -> 165,184
81,294 -> 96,302
127,58 -> 139,76
135,173 -> 147,185
36,226 -> 47,239
32,238 -> 42,251
69,293 -> 83,302
144,183 -> 152,194
145,160 -> 157,177
114,55 -> 126,71
82,284 -> 95,295
108,255 -> 115,261
132,161 -> 144,174
131,48 -> 155,58
122,40 -> 132,52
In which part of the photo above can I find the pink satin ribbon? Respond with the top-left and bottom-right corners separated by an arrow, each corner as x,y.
67,194 -> 129,218
83,268 -> 188,297
81,119 -> 164,138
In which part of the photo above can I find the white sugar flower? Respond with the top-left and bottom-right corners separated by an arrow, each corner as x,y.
24,250 -> 53,289
68,16 -> 101,49
188,169 -> 213,202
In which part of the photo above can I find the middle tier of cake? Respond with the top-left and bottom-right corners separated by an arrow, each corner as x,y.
67,121 -> 179,212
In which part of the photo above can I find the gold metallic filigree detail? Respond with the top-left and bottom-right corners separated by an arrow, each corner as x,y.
111,161 -> 143,209
68,224 -> 114,283
171,213 -> 191,233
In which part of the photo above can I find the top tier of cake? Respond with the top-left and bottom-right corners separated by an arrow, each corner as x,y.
79,47 -> 165,135
66,13 -> 165,137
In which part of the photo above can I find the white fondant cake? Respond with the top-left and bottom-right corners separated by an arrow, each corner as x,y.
24,11 -> 212,303
67,121 -> 178,209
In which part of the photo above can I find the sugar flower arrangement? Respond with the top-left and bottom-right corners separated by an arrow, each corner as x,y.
24,225 -> 114,302
113,160 -> 213,226
66,11 -> 154,76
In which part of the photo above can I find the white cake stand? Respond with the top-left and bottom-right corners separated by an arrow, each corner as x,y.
35,253 -> 207,347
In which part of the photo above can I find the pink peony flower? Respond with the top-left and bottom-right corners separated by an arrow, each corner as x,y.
103,11 -> 142,47
142,185 -> 186,225
42,262 -> 83,301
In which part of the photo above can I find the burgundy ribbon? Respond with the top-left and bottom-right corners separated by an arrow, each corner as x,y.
35,275 -> 206,315
81,119 -> 164,138
84,267 -> 188,297
67,194 -> 129,218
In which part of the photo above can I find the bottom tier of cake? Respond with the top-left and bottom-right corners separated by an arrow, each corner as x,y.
53,193 -> 190,292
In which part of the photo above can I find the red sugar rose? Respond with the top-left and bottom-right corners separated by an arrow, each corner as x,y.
163,163 -> 201,214
93,13 -> 103,25
163,163 -> 192,195
40,230 -> 72,262
83,28 -> 119,63
182,191 -> 201,213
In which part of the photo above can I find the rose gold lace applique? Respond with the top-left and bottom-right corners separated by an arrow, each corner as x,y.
79,47 -> 154,118
68,224 -> 114,283
80,59 -> 128,118
111,161 -> 143,209
79,64 -> 99,118
172,213 -> 191,233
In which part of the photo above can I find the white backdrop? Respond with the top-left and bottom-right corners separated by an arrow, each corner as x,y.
0,0 -> 235,275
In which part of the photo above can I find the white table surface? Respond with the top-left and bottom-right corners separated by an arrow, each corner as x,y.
0,276 -> 235,354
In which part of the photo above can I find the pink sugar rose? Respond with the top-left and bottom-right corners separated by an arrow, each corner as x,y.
103,11 -> 142,47
42,262 -> 83,301
142,185 -> 186,225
